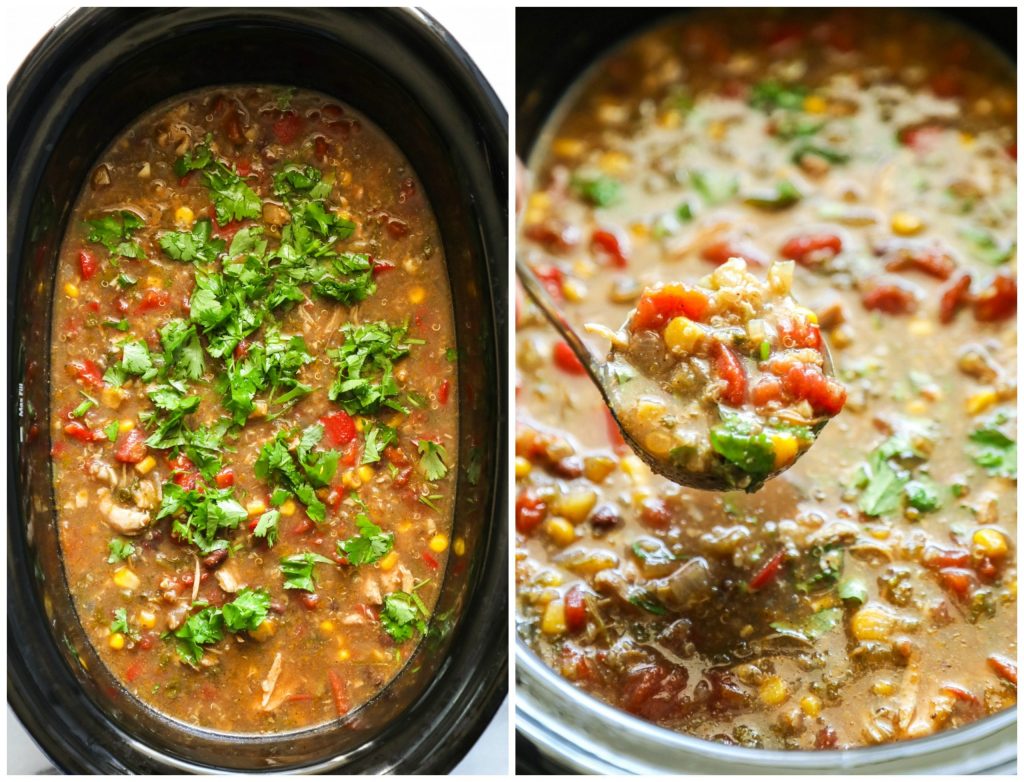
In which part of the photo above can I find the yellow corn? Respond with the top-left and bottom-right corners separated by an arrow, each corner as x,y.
354,418 -> 366,433
138,609 -> 157,629
552,138 -> 584,158
279,499 -> 297,516
515,456 -> 532,479
800,694 -> 822,717
966,390 -> 998,416
629,222 -> 649,240
891,212 -> 924,236
973,528 -> 1009,558
64,282 -> 79,298
908,318 -> 934,337
643,430 -> 675,459
251,619 -> 276,641
408,286 -> 426,304
803,94 -> 828,114
905,400 -> 928,416
582,456 -> 616,484
572,258 -> 596,279
108,632 -> 126,650
175,206 -> 195,228
379,551 -> 399,571
398,521 -> 412,534
118,419 -> 135,432
341,470 -> 360,489
851,604 -> 897,642
102,387 -> 126,409
541,599 -> 567,636
599,150 -> 630,175
545,518 -> 576,547
663,317 -> 704,354
534,570 -> 562,587
112,567 -> 139,591
429,534 -> 449,553
959,132 -> 975,147
872,680 -> 896,696
620,455 -> 648,483
337,648 -> 351,662
145,276 -> 161,289
562,279 -> 587,302
246,499 -> 267,517
528,192 -> 551,212
795,306 -> 818,325
135,455 -> 156,475
771,433 -> 799,468
357,465 -> 375,483
554,490 -> 597,524
708,119 -> 728,140
759,676 -> 790,706
658,109 -> 682,129
319,620 -> 335,633
453,537 -> 466,556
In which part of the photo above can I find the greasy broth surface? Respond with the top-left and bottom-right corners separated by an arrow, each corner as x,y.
51,86 -> 458,733
517,10 -> 1016,749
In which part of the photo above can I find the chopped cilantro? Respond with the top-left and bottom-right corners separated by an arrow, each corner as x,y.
690,169 -> 739,205
749,80 -> 808,112
159,218 -> 225,264
254,425 -> 340,522
280,551 -> 335,592
417,440 -> 449,481
107,538 -> 135,563
174,605 -> 223,666
104,421 -> 121,442
361,423 -> 397,464
338,514 -> 394,566
85,210 -> 146,259
770,607 -> 842,641
221,588 -> 271,633
967,420 -> 1016,479
572,174 -> 622,208
111,607 -> 138,640
328,321 -> 419,415
156,482 -> 246,553
380,590 -> 428,642
253,509 -> 281,547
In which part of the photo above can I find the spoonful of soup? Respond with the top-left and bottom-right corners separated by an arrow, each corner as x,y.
516,255 -> 847,491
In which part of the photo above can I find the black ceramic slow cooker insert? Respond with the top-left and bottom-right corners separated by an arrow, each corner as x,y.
8,7 -> 508,773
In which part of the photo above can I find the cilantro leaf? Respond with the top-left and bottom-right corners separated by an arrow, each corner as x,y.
338,514 -> 394,566
107,538 -> 135,563
280,552 -> 334,592
156,482 -> 246,553
253,509 -> 280,547
380,590 -> 428,642
174,605 -> 223,666
111,607 -> 139,640
85,210 -> 146,259
572,174 -> 622,208
417,440 -> 449,481
221,588 -> 271,633
361,423 -> 397,464
770,607 -> 843,641
158,219 -> 225,264
857,450 -> 906,517
968,424 -> 1017,479
328,321 -> 419,415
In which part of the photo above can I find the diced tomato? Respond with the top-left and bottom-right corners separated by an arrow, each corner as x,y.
884,248 -> 955,281
552,341 -> 587,375
930,68 -> 962,98
923,546 -> 971,569
438,379 -> 451,405
638,497 -> 672,530
235,157 -> 251,177
861,283 -> 918,315
777,363 -> 846,416
591,229 -> 629,267
371,258 -> 396,275
899,123 -> 946,152
815,726 -> 839,749
531,264 -> 565,301
779,233 -> 842,267
124,660 -> 145,684
749,550 -> 786,590
137,288 -> 170,314
320,410 -> 357,447
233,340 -> 250,360
938,567 -> 977,599
384,445 -> 410,468
68,358 -> 104,389
51,440 -> 68,458
751,377 -> 784,407
523,221 -> 580,254
622,664 -> 688,720
214,468 -> 235,489
515,490 -> 547,534
988,654 -> 1017,685
712,342 -> 747,407
86,300 -> 101,313
342,440 -> 360,467
940,684 -> 978,703
170,454 -> 200,490
272,111 -> 303,144
776,316 -> 822,350
939,272 -> 972,324
701,239 -> 767,267
114,429 -> 148,464
64,421 -> 103,443
564,586 -> 588,633
292,517 -> 315,536
632,284 -> 710,332
328,670 -> 349,716
973,274 -> 1016,322
78,248 -> 99,280
422,550 -> 439,569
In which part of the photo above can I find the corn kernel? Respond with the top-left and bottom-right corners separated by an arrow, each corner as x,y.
908,318 -> 934,337
102,387 -> 126,409
800,694 -> 822,717
175,206 -> 195,228
139,610 -> 157,629
966,390 -> 998,416
658,109 -> 682,129
454,537 -> 466,556
572,258 -> 597,279
337,648 -> 351,662
759,676 -> 790,706
643,430 -> 675,459
582,456 -> 616,483
108,632 -> 126,650
629,222 -> 649,240
708,119 -> 728,140
535,587 -> 559,605
515,456 -> 533,479
562,279 -> 587,302
535,570 -> 563,587
429,534 -> 449,553
851,604 -> 897,642
319,620 -> 335,633
620,455 -> 648,483
145,276 -> 161,289
64,283 -> 79,298
973,528 -> 1009,558
134,455 -> 156,475
554,490 -> 597,523
246,499 -> 267,517
803,94 -> 828,114
541,599 -> 567,636
279,499 -> 297,516
891,212 -> 924,236
398,521 -> 412,534
357,465 -> 375,483
379,551 -> 399,571
251,619 -> 276,641
112,567 -> 140,591
562,550 -> 618,576
959,131 -> 975,147
599,150 -> 630,175
552,138 -> 584,158
408,286 -> 426,304
663,316 -> 704,354
545,518 -> 576,547
341,470 -> 360,489
771,433 -> 799,468
905,400 -> 928,416
796,306 -> 818,325
527,192 -> 551,212
118,419 -> 135,432
872,680 -> 896,696
354,417 -> 366,433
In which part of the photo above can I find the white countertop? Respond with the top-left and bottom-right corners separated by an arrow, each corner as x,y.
5,2 -> 509,774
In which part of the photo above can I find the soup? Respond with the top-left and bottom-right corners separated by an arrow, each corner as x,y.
516,9 -> 1016,749
50,86 -> 458,733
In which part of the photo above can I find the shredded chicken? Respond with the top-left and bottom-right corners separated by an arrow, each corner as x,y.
86,459 -> 119,489
215,567 -> 241,594
97,488 -> 150,535
260,652 -> 283,708
362,576 -> 382,605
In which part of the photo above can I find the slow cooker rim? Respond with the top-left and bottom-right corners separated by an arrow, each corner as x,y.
8,6 -> 508,774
